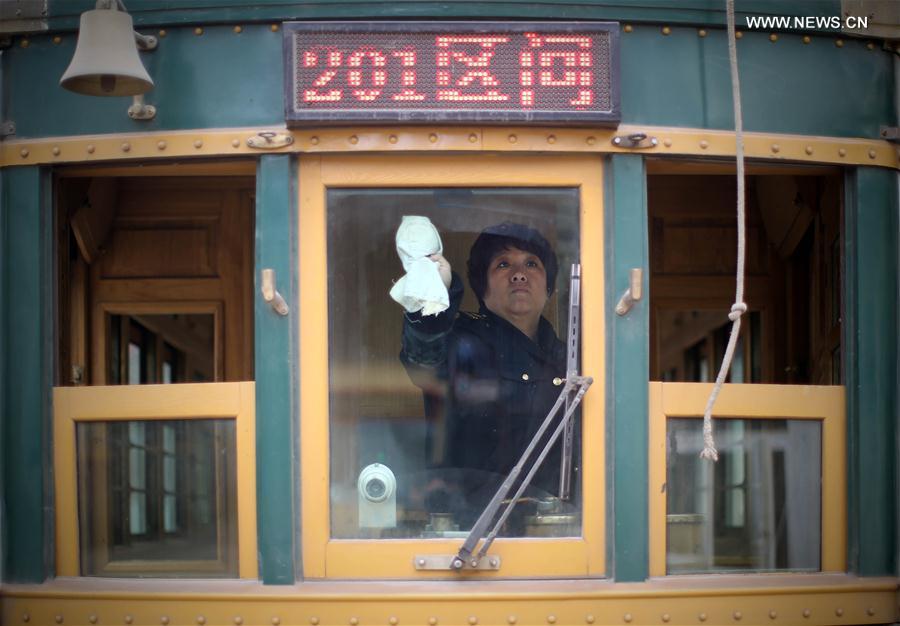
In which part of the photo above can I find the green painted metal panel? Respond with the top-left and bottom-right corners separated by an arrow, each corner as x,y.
5,17 -> 890,139
844,167 -> 898,577
1,166 -> 51,583
43,1 -> 843,30
255,154 -> 298,584
605,154 -> 649,582
4,24 -> 284,138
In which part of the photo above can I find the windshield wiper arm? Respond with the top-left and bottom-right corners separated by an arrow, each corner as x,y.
451,264 -> 592,570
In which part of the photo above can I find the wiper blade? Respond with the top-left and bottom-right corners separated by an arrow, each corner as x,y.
451,264 -> 592,570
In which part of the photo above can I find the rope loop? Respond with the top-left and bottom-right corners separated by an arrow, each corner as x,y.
728,302 -> 748,321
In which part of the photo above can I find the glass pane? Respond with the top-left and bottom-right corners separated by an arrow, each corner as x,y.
666,418 -> 821,573
111,315 -> 215,384
76,419 -> 238,577
327,188 -> 581,540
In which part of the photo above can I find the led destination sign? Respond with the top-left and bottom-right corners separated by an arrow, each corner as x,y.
284,22 -> 620,125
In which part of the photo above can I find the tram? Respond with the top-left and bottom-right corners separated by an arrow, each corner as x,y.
1,1 -> 898,625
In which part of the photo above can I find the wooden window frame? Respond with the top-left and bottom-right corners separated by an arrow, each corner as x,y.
299,153 -> 606,579
54,382 -> 258,578
648,382 -> 846,577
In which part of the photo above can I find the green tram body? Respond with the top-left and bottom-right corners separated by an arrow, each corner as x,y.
0,1 -> 897,623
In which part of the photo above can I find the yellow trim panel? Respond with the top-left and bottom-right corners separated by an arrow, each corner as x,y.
648,382 -> 846,578
1,125 -> 896,169
52,382 -> 258,579
299,154 -> 606,579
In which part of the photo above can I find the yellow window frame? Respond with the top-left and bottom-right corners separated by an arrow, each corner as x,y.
53,382 -> 258,578
648,382 -> 846,577
299,153 -> 606,579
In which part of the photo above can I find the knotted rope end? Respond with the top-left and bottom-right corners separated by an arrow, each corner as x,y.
699,446 -> 719,462
728,302 -> 748,322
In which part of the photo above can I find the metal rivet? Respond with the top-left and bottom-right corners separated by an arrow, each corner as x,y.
663,138 -> 672,147
835,39 -> 844,47
469,133 -> 478,143
624,25 -> 633,33
162,618 -> 170,625
553,377 -> 563,386
234,26 -> 243,34
771,143 -> 780,153
735,31 -> 743,39
468,617 -> 478,625
350,619 -> 359,625
508,134 -> 517,143
507,617 -> 517,625
489,558 -> 499,567
89,616 -> 98,624
87,144 -> 95,154
271,24 -> 280,32
698,614 -> 707,622
662,26 -> 671,35
194,139 -> 203,149
866,608 -> 875,616
310,136 -> 319,145
233,618 -> 242,625
868,149 -> 877,159
53,36 -> 62,44
867,42 -> 875,50
349,135 -> 359,145
839,148 -> 847,157
19,148 -> 29,158
159,30 -> 167,37
586,136 -> 596,145
417,558 -> 426,566
805,145 -> 813,155
429,618 -> 438,626
272,618 -> 281,625
802,609 -> 811,618
53,145 -> 61,156
834,608 -> 843,616
803,36 -> 811,44
585,616 -> 595,625
389,134 -> 398,144
311,618 -> 320,625
700,140 -> 709,149
157,140 -> 167,150
662,615 -> 670,623
194,27 -> 203,36
125,616 -> 133,625
733,611 -> 742,621
698,29 -> 707,37
768,610 -> 777,619
121,142 -> 131,152
232,139 -> 240,148
624,614 -> 633,623
22,615 -> 30,623
521,373 -> 529,381
197,617 -> 206,625
547,616 -> 556,624
55,616 -> 64,624
20,39 -> 29,48
769,33 -> 778,42
429,133 -> 438,143
390,618 -> 399,625
547,135 -> 556,144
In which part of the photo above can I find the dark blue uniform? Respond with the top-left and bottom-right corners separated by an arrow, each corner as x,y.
401,273 -> 577,528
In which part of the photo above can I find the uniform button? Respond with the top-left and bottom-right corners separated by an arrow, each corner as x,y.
521,373 -> 529,381
553,377 -> 563,386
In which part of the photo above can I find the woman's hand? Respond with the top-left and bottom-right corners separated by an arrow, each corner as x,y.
429,253 -> 452,289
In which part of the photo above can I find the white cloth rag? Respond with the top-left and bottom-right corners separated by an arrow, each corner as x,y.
389,216 -> 449,316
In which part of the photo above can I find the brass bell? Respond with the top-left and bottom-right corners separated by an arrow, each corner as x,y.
60,2 -> 155,96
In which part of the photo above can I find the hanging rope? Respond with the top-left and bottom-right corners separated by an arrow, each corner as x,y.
700,0 -> 747,462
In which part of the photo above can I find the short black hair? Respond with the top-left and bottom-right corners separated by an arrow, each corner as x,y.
467,222 -> 558,305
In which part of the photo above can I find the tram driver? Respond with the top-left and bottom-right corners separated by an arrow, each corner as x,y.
397,221 -> 579,533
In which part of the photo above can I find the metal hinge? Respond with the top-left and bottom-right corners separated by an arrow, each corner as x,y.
1,121 -> 16,138
414,555 -> 501,571
879,126 -> 899,143
247,131 -> 294,149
